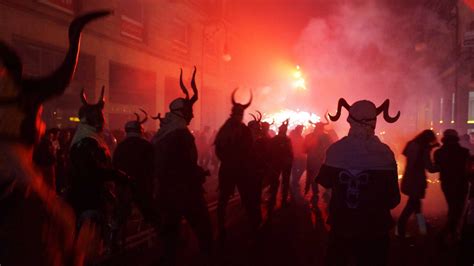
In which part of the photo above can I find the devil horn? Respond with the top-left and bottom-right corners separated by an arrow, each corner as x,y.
80,88 -> 89,105
139,108 -> 148,124
328,98 -> 351,122
256,111 -> 263,122
250,113 -> 258,121
23,10 -> 112,103
190,66 -> 198,104
242,89 -> 253,109
376,99 -> 400,123
151,112 -> 163,121
231,88 -> 238,106
97,85 -> 105,108
179,68 -> 190,100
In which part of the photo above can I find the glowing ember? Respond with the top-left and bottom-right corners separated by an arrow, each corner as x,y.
261,109 -> 320,132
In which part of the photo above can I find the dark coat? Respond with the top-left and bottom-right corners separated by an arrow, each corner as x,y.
68,137 -> 119,214
400,140 -> 437,198
154,128 -> 207,201
214,119 -> 253,183
434,141 -> 470,195
113,136 -> 156,220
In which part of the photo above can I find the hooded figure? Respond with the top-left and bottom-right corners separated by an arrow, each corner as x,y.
214,88 -> 262,240
152,67 -> 212,265
113,109 -> 159,229
267,119 -> 293,215
317,98 -> 401,266
0,10 -> 110,265
397,129 -> 438,239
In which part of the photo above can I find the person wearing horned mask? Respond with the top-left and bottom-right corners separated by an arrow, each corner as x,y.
317,98 -> 401,266
214,89 -> 262,241
267,119 -> 293,215
113,109 -> 160,231
0,10 -> 110,265
153,68 -> 212,265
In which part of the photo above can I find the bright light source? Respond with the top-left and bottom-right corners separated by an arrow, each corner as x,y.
292,65 -> 306,90
262,109 -> 320,132
69,117 -> 80,122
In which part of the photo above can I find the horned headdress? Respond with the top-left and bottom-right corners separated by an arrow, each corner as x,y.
78,86 -> 106,130
0,10 -> 111,144
328,98 -> 400,128
125,109 -> 148,133
231,88 -> 252,117
168,67 -> 198,124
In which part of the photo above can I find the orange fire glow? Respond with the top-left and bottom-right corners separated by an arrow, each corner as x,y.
261,109 -> 320,132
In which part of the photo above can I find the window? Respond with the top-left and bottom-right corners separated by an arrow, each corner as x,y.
13,38 -> 95,127
119,0 -> 145,42
109,62 -> 156,118
168,18 -> 191,56
469,92 -> 474,122
38,0 -> 78,14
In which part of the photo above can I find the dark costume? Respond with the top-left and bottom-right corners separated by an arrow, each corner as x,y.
397,130 -> 438,237
317,98 -> 401,266
289,125 -> 306,202
434,129 -> 470,238
268,120 -> 293,212
153,68 -> 212,265
215,89 -> 261,238
0,10 -> 110,265
304,122 -> 333,206
113,110 -> 159,226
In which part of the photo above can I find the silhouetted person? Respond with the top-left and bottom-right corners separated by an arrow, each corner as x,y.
317,98 -> 401,266
397,129 -> 438,238
434,129 -> 470,241
215,89 -> 262,240
153,68 -> 212,265
0,10 -> 110,265
268,119 -> 293,214
289,125 -> 306,202
304,121 -> 333,208
113,110 -> 160,229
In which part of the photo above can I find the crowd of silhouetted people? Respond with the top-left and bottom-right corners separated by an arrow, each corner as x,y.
2,10 -> 474,266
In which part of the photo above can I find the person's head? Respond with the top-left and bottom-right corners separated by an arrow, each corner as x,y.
169,67 -> 199,125
414,129 -> 437,147
230,88 -> 252,122
329,98 -> 400,135
441,129 -> 459,144
124,109 -> 147,136
0,10 -> 110,145
278,119 -> 289,136
78,86 -> 106,132
294,125 -> 304,135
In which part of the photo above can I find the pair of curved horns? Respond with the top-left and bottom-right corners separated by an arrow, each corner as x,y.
231,88 -> 252,109
81,86 -> 105,107
180,66 -> 198,104
134,108 -> 148,124
250,110 -> 263,122
328,98 -> 400,123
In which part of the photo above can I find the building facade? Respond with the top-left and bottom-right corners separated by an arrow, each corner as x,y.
0,0 -> 235,131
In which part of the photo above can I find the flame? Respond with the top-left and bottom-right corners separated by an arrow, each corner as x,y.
261,109 -> 320,132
